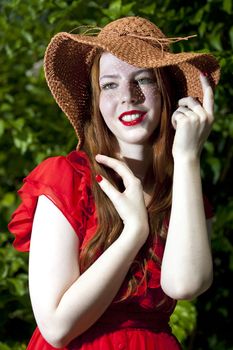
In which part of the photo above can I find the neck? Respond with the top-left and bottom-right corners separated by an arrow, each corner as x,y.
116,142 -> 153,185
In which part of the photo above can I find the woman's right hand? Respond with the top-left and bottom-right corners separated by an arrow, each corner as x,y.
95,154 -> 149,245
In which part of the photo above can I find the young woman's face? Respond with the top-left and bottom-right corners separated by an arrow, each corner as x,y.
99,52 -> 161,146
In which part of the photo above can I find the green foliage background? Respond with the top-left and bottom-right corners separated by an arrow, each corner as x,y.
0,0 -> 232,349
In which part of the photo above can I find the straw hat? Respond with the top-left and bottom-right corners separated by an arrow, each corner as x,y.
44,16 -> 220,149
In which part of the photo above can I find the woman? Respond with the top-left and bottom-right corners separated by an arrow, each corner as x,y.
8,16 -> 220,349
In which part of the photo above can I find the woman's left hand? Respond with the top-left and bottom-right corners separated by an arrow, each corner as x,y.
171,73 -> 214,160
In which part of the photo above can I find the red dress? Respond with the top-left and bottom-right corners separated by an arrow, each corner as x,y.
8,150 -> 213,350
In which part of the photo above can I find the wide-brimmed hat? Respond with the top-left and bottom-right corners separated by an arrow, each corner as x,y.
44,16 -> 220,149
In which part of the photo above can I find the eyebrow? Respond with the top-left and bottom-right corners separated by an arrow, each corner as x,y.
99,69 -> 152,81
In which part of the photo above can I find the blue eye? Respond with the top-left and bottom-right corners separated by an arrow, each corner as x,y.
136,77 -> 155,84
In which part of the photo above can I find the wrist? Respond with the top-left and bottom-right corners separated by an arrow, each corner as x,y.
118,222 -> 149,249
173,153 -> 201,165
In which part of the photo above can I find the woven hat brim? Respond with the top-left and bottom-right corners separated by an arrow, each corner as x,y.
44,32 -> 220,147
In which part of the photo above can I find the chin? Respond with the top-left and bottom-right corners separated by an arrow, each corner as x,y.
122,134 -> 155,145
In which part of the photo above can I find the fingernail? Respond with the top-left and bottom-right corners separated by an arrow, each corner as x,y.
95,174 -> 103,183
201,71 -> 209,77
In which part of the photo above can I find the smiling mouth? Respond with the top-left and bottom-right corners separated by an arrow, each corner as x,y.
119,112 -> 147,126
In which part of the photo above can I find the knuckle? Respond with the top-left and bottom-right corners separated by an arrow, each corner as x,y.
117,161 -> 127,171
113,191 -> 122,203
190,96 -> 198,104
114,164 -> 121,173
172,109 -> 180,116
178,97 -> 187,104
173,112 -> 183,121
193,117 -> 201,125
102,181 -> 111,194
209,115 -> 214,124
177,106 -> 185,113
193,105 -> 202,115
132,177 -> 142,187
200,114 -> 208,122
179,115 -> 189,123
102,180 -> 114,194
192,113 -> 199,121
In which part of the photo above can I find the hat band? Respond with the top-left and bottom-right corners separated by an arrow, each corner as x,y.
120,33 -> 197,56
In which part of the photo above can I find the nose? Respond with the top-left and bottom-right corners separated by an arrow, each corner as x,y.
120,82 -> 144,104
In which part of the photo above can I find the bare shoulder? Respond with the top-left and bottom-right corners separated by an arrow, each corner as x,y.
31,194 -> 79,252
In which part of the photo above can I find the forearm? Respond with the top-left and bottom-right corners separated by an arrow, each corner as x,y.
161,156 -> 213,300
46,227 -> 144,347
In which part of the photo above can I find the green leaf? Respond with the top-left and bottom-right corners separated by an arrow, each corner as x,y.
223,0 -> 232,14
209,32 -> 223,51
0,103 -> 12,112
101,0 -> 122,19
206,156 -> 222,184
140,3 -> 156,15
170,300 -> 197,343
1,193 -> 15,207
54,0 -> 67,9
121,2 -> 136,15
0,264 -> 9,279
229,26 -> 233,49
21,31 -> 33,44
0,120 -> 5,137
7,278 -> 26,296
199,21 -> 207,37
204,141 -> 215,154
10,118 -> 25,131
192,8 -> 204,24
4,44 -> 14,59
0,342 -> 26,350
0,343 -> 11,350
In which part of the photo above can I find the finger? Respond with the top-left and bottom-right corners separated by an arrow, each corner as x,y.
95,154 -> 134,187
178,96 -> 199,109
171,110 -> 187,129
178,96 -> 208,122
96,174 -> 122,203
200,73 -> 214,118
177,106 -> 200,120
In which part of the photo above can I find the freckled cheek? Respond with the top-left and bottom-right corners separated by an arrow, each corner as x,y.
142,87 -> 161,109
142,86 -> 160,98
99,93 -> 117,115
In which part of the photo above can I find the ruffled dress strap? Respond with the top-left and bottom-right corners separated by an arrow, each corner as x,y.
8,150 -> 94,252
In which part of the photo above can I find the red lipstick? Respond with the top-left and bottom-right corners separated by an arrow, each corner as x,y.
119,110 -> 147,126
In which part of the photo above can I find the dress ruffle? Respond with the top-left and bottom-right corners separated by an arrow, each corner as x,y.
8,150 -> 93,252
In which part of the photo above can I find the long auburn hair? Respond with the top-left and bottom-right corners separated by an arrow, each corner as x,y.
80,51 -> 175,302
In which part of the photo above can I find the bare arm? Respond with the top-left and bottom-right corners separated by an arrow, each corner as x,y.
29,158 -> 149,348
161,158 -> 213,300
161,74 -> 214,299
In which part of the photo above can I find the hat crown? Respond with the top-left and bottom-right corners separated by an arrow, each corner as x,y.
99,16 -> 166,40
